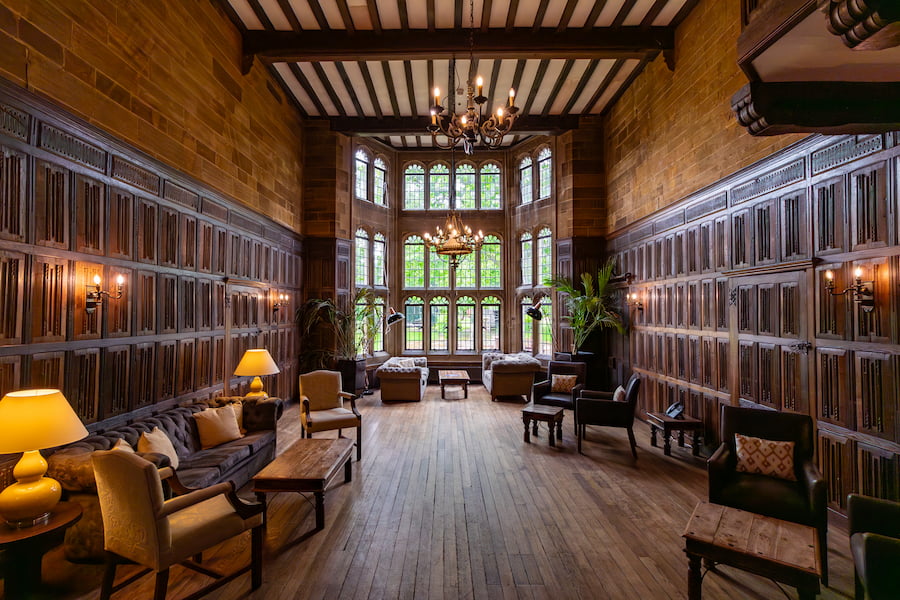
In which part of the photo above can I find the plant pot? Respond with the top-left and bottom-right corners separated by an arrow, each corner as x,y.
336,358 -> 367,395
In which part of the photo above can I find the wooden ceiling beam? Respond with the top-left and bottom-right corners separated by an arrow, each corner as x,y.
241,27 -> 673,72
328,115 -> 580,136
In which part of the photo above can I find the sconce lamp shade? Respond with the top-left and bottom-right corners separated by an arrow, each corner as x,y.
526,306 -> 543,321
234,349 -> 280,399
0,389 -> 88,527
386,308 -> 405,325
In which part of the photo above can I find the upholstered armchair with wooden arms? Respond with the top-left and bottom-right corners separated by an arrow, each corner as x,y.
532,361 -> 586,436
708,405 -> 828,585
575,374 -> 641,457
847,493 -> 900,600
299,369 -> 363,461
92,449 -> 264,600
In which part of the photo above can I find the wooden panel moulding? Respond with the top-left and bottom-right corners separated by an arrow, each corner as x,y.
857,443 -> 900,501
137,198 -> 158,264
198,279 -> 213,330
160,274 -> 178,334
30,351 -> 64,390
198,220 -> 214,273
781,348 -> 804,413
132,342 -> 156,410
107,268 -> 131,338
758,283 -> 777,335
68,348 -> 100,424
814,177 -> 845,256
715,279 -> 729,331
739,341 -> 758,402
180,277 -> 196,332
38,123 -> 105,172
779,281 -> 800,338
75,175 -> 104,255
0,355 -> 21,398
732,210 -> 751,269
158,341 -> 177,401
101,346 -> 130,418
109,188 -> 133,259
816,264 -> 847,339
754,199 -> 777,266
112,156 -> 160,195
197,337 -> 212,389
853,258 -> 891,344
850,161 -> 888,251
717,338 -> 729,392
0,147 -> 25,242
34,160 -> 69,249
758,344 -> 778,409
817,348 -> 852,429
213,335 -> 226,384
781,192 -> 806,261
73,262 -> 102,340
855,352 -> 896,442
818,431 -> 855,511
0,251 -> 23,345
160,207 -> 179,267
137,270 -> 156,335
178,339 -> 195,395
31,256 -> 67,343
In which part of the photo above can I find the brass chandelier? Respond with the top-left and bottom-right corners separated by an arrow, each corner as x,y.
423,148 -> 483,268
426,0 -> 519,155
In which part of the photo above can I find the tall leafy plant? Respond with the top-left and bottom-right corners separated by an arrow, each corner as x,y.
545,258 -> 625,354
295,289 -> 379,371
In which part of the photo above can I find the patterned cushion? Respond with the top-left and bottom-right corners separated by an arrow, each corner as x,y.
397,358 -> 416,368
613,386 -> 626,402
734,433 -> 796,481
551,374 -> 578,394
138,427 -> 180,470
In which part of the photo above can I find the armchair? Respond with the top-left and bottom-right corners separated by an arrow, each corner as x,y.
575,375 -> 641,457
92,449 -> 263,600
708,405 -> 828,585
848,493 -> 900,600
299,370 -> 363,460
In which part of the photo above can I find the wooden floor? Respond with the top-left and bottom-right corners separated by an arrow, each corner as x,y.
28,385 -> 855,600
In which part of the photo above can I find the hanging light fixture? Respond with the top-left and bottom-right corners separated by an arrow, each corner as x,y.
427,0 -> 519,155
423,147 -> 483,269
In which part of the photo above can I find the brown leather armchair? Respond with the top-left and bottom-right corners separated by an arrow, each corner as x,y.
708,405 -> 828,585
848,493 -> 900,600
532,361 -> 586,436
575,374 -> 641,457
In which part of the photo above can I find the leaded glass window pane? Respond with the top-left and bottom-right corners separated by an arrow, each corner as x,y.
373,297 -> 385,352
355,149 -> 368,201
521,296 -> 533,353
429,164 -> 450,209
537,227 -> 552,285
480,235 -> 501,288
405,296 -> 424,351
373,233 -> 386,286
456,296 -> 476,352
456,164 -> 476,209
404,236 -> 425,288
539,296 -> 553,356
521,233 -> 533,286
429,250 -> 449,288
519,157 -> 533,205
404,164 -> 425,210
480,163 -> 501,209
538,147 -> 552,200
454,252 -> 476,288
355,299 -> 368,356
374,158 -> 387,206
430,297 -> 449,351
355,228 -> 369,286
481,296 -> 501,352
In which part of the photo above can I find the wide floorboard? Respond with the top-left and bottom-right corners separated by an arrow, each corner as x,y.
35,385 -> 853,599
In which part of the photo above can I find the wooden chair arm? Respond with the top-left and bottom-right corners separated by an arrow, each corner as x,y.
160,481 -> 234,517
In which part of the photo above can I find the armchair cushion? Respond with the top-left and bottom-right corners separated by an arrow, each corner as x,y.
734,433 -> 796,481
138,427 -> 180,470
551,374 -> 578,393
193,405 -> 243,449
716,472 -> 811,525
613,386 -> 626,403
305,407 -> 362,432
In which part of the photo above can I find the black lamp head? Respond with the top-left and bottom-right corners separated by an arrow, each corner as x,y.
525,306 -> 543,321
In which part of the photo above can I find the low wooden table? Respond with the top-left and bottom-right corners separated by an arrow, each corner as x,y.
439,369 -> 469,399
683,502 -> 820,600
0,501 -> 82,598
521,403 -> 564,447
253,438 -> 354,531
647,411 -> 703,456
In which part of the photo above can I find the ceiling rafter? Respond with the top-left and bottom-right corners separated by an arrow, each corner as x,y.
330,115 -> 580,136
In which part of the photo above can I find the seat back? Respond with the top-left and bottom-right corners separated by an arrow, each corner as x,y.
92,450 -> 169,568
623,374 -> 641,414
548,360 -> 586,386
720,405 -> 814,471
299,370 -> 343,411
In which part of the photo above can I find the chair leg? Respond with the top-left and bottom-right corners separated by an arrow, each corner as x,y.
251,525 -> 263,590
819,528 -> 828,587
577,425 -> 583,454
100,553 -> 117,600
854,569 -> 864,600
626,427 -> 638,459
153,568 -> 170,600
356,424 -> 362,461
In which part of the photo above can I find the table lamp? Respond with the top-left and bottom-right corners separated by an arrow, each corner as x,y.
0,389 -> 88,528
234,349 -> 280,399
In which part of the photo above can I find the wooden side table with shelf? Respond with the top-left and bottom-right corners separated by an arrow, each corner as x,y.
647,411 -> 704,456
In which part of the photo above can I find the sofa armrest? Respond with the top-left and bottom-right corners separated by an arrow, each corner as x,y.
848,494 -> 900,537
242,397 -> 283,432
707,443 -> 731,503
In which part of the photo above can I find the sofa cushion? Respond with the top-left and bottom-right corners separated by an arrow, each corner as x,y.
718,472 -> 810,525
225,430 -> 275,455
536,393 -> 574,407
179,443 -> 250,473
193,405 -> 242,449
138,428 -> 180,470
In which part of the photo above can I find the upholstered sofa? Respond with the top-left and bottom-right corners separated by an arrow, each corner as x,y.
482,352 -> 542,402
375,356 -> 429,402
47,396 -> 283,562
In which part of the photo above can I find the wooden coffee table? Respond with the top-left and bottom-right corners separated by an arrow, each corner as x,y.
647,411 -> 704,456
439,369 -> 469,399
683,502 -> 820,600
253,438 -> 354,530
521,403 -> 564,447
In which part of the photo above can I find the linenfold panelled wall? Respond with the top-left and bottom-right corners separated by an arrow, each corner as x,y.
0,86 -> 302,450
609,132 -> 900,512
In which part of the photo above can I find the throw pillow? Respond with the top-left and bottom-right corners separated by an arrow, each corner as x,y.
734,433 -> 796,481
138,427 -> 180,470
112,438 -> 134,453
397,358 -> 416,368
230,400 -> 244,433
550,374 -> 578,394
613,386 -> 626,403
193,404 -> 243,449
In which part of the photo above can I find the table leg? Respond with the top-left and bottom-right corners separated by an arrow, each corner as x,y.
798,588 -> 816,600
678,430 -> 686,447
692,430 -> 701,456
664,429 -> 672,456
256,492 -> 268,526
556,416 -> 563,441
687,553 -> 702,600
549,423 -> 556,447
533,420 -> 539,437
314,491 -> 325,530
651,425 -> 658,447
464,383 -> 468,398
345,457 -> 352,482
441,383 -> 446,399
523,415 -> 531,443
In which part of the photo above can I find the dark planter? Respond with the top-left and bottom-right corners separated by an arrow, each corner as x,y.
336,358 -> 367,394
569,350 -> 602,390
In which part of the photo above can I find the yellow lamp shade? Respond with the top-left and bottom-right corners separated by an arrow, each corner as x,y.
234,349 -> 280,399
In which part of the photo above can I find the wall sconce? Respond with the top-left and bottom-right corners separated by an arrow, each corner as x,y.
86,274 -> 124,314
825,268 -> 875,312
626,292 -> 643,311
272,293 -> 288,314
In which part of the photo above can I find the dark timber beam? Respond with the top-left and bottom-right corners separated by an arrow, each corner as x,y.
823,0 -> 900,50
328,115 -> 581,137
241,27 -> 674,73
731,81 -> 900,136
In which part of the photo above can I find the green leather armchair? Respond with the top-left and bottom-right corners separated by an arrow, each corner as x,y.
848,493 -> 900,600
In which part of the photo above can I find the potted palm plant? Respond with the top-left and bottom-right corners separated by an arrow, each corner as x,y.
544,257 -> 625,359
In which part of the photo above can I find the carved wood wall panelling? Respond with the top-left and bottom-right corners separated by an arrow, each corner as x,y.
106,268 -> 132,338
855,352 -> 897,442
101,345 -> 130,418
67,348 -> 100,424
132,342 -> 155,410
157,340 -> 177,401
817,263 -> 849,339
75,174 -> 104,255
819,430 -> 855,511
0,147 -> 25,242
34,160 -> 70,250
857,442 -> 900,501
178,338 -> 195,395
137,197 -> 158,264
159,274 -> 178,334
30,351 -> 64,390
159,207 -> 179,267
818,347 -> 853,429
853,257 -> 892,344
31,255 -> 67,343
0,353 -> 20,397
813,176 -> 846,256
197,336 -> 212,390
754,198 -> 778,266
108,187 -> 133,260
780,190 -> 807,261
0,251 -> 23,345
73,262 -> 101,340
850,162 -> 889,251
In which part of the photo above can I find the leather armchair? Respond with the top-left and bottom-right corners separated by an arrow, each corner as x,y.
92,449 -> 264,600
575,374 -> 641,457
533,361 -> 586,436
708,405 -> 828,585
848,493 -> 900,600
300,370 -> 363,460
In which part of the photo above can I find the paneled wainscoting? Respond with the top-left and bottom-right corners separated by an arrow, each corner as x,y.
37,388 -> 853,600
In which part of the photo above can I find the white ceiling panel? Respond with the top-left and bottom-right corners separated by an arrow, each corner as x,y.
568,59 -> 615,113
258,0 -> 292,30
376,0 -> 402,28
547,59 -> 591,114
273,63 -> 316,114
653,0 -> 690,26
230,0 -> 264,29
594,0 -> 625,27
320,1 -> 346,29
622,0 -> 657,26
296,63 -> 339,115
592,58 -> 641,113
343,62 -> 376,116
289,0 -> 321,29
389,60 -> 413,116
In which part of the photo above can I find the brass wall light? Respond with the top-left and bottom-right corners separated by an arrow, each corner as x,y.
86,274 -> 124,314
825,267 -> 875,312
272,293 -> 288,315
626,292 -> 644,311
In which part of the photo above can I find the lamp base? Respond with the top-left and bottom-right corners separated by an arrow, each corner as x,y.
243,375 -> 268,399
0,451 -> 62,528
5,511 -> 51,529
243,391 -> 269,399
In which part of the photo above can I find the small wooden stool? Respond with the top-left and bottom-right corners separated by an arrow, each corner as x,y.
522,403 -> 564,447
647,411 -> 703,456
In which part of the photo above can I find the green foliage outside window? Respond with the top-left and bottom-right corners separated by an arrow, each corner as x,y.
480,164 -> 501,209
404,236 -> 425,288
455,164 -> 476,209
355,229 -> 368,286
404,164 -> 425,210
456,296 -> 475,351
538,296 -> 553,355
521,233 -> 533,286
538,147 -> 552,200
519,157 -> 533,205
429,250 -> 449,288
482,296 -> 501,351
537,228 -> 552,285
429,164 -> 450,209
374,158 -> 386,206
373,233 -> 385,286
430,297 -> 449,351
480,235 -> 501,288
355,150 -> 368,200
521,296 -> 533,353
405,296 -> 424,351
454,252 -> 476,288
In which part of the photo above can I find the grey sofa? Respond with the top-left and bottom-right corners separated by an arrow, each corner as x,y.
375,356 -> 429,402
47,396 -> 283,561
482,352 -> 542,402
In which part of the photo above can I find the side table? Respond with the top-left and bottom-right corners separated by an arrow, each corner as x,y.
0,501 -> 82,598
647,411 -> 703,456
521,403 -> 564,447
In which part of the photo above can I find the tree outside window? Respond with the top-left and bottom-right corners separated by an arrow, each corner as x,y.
354,149 -> 369,201
454,252 -> 476,288
373,233 -> 386,286
519,157 -> 533,205
355,228 -> 369,286
480,163 -> 501,209
404,296 -> 424,351
429,164 -> 450,209
455,164 -> 476,209
429,296 -> 449,351
373,297 -> 385,352
481,296 -> 501,351
521,296 -> 534,353
374,158 -> 387,206
404,164 -> 425,210
538,296 -> 553,355
429,250 -> 450,288
537,227 -> 552,285
479,235 -> 501,288
404,236 -> 425,288
456,296 -> 476,352
538,147 -> 552,200
521,232 -> 533,286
